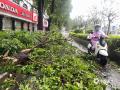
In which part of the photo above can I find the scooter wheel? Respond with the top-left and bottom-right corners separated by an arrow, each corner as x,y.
99,55 -> 107,67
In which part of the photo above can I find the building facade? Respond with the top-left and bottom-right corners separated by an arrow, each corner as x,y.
0,0 -> 38,31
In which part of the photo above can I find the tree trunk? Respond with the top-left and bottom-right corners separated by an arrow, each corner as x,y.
48,0 -> 55,31
38,0 -> 44,30
107,19 -> 111,35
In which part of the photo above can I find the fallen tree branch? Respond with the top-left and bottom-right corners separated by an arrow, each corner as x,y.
0,72 -> 9,83
3,50 -> 9,57
0,37 -> 68,65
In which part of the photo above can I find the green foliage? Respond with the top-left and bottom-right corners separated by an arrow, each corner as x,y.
18,28 -> 105,90
106,36 -> 120,61
70,32 -> 88,40
108,35 -> 120,53
0,27 -> 106,89
73,29 -> 83,33
1,38 -> 25,54
0,78 -> 15,89
43,0 -> 72,28
86,29 -> 93,34
0,31 -> 40,55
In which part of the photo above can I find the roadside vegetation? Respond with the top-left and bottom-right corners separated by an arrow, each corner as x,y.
0,26 -> 106,90
70,31 -> 120,64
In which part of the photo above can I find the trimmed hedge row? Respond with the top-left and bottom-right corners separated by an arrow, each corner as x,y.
70,32 -> 88,40
70,32 -> 120,63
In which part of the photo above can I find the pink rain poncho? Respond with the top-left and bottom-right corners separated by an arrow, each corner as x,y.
91,30 -> 107,49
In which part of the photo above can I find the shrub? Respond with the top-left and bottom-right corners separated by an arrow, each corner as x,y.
74,29 -> 83,33
0,31 -> 40,55
0,38 -> 25,54
70,32 -> 88,40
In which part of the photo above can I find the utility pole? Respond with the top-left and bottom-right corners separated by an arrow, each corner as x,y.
38,0 -> 44,30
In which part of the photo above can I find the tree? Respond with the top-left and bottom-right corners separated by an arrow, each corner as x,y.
88,0 -> 119,35
89,6 -> 102,27
44,0 -> 72,29
37,0 -> 44,30
101,0 -> 119,35
101,0 -> 119,34
36,0 -> 72,30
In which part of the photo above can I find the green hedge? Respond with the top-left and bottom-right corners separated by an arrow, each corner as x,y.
70,32 -> 88,40
107,37 -> 120,62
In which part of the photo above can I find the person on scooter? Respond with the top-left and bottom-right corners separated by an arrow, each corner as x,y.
91,25 -> 108,51
91,25 -> 108,68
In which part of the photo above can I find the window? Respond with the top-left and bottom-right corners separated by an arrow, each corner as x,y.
12,0 -> 19,4
23,3 -> 28,9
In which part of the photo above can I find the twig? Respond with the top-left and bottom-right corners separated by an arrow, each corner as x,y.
3,50 -> 9,57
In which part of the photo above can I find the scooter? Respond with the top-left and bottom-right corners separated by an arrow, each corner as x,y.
87,36 -> 108,67
95,36 -> 108,67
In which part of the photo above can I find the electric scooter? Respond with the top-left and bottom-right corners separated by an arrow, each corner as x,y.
87,36 -> 108,67
95,36 -> 108,67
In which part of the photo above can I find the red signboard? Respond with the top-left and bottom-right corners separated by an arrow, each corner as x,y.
32,8 -> 38,23
0,0 -> 38,23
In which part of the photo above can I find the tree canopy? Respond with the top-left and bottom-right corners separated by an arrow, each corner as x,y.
36,0 -> 72,29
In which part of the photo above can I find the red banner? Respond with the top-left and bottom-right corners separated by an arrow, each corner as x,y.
0,0 -> 38,23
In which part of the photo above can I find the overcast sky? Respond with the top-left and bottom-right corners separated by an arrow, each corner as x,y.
70,0 -> 120,19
